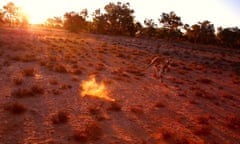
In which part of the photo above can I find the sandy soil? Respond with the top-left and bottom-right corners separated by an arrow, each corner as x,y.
0,26 -> 239,144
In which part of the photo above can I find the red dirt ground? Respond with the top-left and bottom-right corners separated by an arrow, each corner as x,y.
0,26 -> 239,144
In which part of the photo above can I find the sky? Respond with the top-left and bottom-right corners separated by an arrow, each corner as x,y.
0,0 -> 239,28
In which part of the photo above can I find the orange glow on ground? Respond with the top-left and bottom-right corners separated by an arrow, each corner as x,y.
80,75 -> 115,101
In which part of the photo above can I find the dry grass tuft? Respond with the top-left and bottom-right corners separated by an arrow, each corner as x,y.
225,115 -> 240,129
11,54 -> 36,62
115,53 -> 127,58
59,84 -> 72,89
4,102 -> 27,114
31,84 -> 45,94
95,63 -> 106,71
195,116 -> 209,125
160,128 -> 173,139
126,69 -> 145,76
178,92 -> 187,97
197,78 -> 213,84
22,68 -> 35,76
53,64 -> 67,73
194,89 -> 205,97
12,88 -> 34,98
130,105 -> 143,114
103,79 -> 113,85
162,51 -> 170,56
98,48 -> 106,54
85,122 -> 103,140
88,106 -> 101,115
107,101 -> 122,111
155,128 -> 190,144
193,125 -> 211,135
51,111 -> 69,124
72,68 -> 82,75
188,100 -> 198,105
221,93 -> 234,100
12,84 -> 44,98
73,121 -> 103,142
125,65 -> 145,76
111,67 -> 129,78
177,69 -> 188,75
12,76 -> 23,85
232,78 -> 240,84
73,131 -> 88,142
71,75 -> 79,81
101,42 -> 108,47
154,101 -> 166,108
169,77 -> 184,84
49,78 -> 58,85
51,89 -> 61,95
88,105 -> 108,121
194,89 -> 214,99
39,60 -> 47,66
191,63 -> 206,72
174,137 -> 190,144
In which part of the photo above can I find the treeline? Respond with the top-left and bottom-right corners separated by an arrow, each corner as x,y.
0,2 -> 29,26
1,2 -> 239,48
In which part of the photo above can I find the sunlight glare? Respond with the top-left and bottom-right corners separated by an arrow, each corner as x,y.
15,0 -> 61,24
80,75 -> 115,102
23,5 -> 48,24
2,0 -> 239,27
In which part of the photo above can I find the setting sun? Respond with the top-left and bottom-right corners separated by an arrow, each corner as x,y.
1,0 -> 104,24
23,6 -> 47,24
16,1 -> 62,24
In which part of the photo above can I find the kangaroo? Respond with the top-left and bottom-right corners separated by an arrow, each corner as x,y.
145,56 -> 171,82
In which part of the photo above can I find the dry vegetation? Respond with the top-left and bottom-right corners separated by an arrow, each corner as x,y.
51,110 -> 69,124
0,26 -> 239,143
4,102 -> 27,114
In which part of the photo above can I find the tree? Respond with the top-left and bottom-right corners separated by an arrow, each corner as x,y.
90,9 -> 109,34
159,11 -> 183,31
198,20 -> 216,44
159,11 -> 183,39
134,21 -> 143,37
45,17 -> 63,28
0,9 -> 4,23
3,2 -> 18,25
80,8 -> 88,20
184,20 -> 216,44
184,24 -> 201,42
2,2 -> 29,26
142,18 -> 157,37
64,11 -> 87,32
103,2 -> 136,36
90,2 -> 136,36
217,27 -> 240,48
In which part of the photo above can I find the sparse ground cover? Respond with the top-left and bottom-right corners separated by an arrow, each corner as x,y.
0,26 -> 239,143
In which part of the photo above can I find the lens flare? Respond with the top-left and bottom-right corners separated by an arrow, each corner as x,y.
80,75 -> 115,101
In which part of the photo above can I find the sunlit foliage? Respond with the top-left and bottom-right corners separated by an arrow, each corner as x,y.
63,11 -> 88,32
184,20 -> 216,44
217,27 -> 240,48
45,17 -> 63,28
0,1 -> 239,48
90,2 -> 136,36
1,2 -> 29,26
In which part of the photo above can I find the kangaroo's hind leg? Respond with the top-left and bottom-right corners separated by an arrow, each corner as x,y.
158,68 -> 164,83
